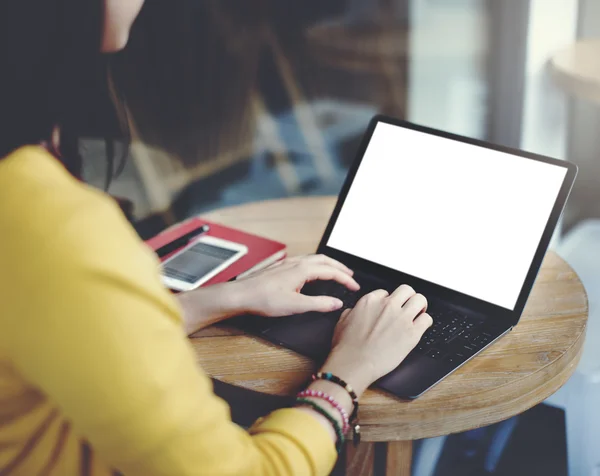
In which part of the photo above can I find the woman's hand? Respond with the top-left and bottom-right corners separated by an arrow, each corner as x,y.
234,254 -> 360,317
320,285 -> 433,397
177,254 -> 358,335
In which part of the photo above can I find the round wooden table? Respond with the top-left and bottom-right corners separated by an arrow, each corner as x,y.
190,196 -> 588,475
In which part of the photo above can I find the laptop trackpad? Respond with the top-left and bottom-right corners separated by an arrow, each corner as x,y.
263,314 -> 452,399
263,313 -> 337,363
377,353 -> 452,399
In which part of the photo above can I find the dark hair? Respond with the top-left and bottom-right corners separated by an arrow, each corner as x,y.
0,0 -> 127,185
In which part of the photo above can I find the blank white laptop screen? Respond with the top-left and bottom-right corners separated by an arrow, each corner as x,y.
327,122 -> 568,310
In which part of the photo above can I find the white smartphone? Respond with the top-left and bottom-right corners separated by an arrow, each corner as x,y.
161,235 -> 248,292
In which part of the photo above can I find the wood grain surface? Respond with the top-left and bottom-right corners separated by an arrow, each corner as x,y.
386,441 -> 412,476
346,442 -> 375,476
191,197 -> 588,442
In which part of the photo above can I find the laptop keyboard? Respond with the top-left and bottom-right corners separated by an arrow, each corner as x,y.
303,280 -> 496,365
417,306 -> 494,364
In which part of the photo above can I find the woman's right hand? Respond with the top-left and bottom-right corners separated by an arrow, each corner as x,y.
321,285 -> 433,397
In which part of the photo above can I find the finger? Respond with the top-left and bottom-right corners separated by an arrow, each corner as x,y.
336,308 -> 352,325
340,308 -> 352,320
388,284 -> 416,307
358,289 -> 389,303
306,254 -> 355,276
289,295 -> 344,314
304,264 -> 360,290
402,293 -> 428,317
413,312 -> 434,332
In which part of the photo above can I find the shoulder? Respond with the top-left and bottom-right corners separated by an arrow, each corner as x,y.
0,147 -> 181,342
0,146 -> 96,237
0,146 -> 160,295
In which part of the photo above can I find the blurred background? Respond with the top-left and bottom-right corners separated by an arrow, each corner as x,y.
80,0 -> 600,474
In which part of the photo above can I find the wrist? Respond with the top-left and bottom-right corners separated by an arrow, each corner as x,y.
295,405 -> 342,450
218,280 -> 253,316
296,381 -> 352,451
177,282 -> 249,334
320,351 -> 374,398
227,278 -> 268,316
306,379 -> 354,417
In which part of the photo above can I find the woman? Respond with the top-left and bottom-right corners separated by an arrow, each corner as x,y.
0,1 -> 432,475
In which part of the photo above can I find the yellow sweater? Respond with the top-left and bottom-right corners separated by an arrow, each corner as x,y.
0,147 -> 336,476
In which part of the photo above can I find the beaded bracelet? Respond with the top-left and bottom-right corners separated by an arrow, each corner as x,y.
312,372 -> 361,445
312,372 -> 358,420
296,398 -> 345,453
297,389 -> 350,434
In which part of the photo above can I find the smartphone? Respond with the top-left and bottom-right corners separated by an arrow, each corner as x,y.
161,236 -> 248,291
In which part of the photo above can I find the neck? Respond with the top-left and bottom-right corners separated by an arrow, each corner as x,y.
41,125 -> 62,158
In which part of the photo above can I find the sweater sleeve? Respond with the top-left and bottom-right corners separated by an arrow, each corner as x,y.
4,182 -> 336,475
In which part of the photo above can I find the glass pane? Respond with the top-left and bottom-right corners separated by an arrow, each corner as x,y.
106,0 -> 495,230
80,2 -> 598,471
408,0 -> 488,138
99,0 -> 594,244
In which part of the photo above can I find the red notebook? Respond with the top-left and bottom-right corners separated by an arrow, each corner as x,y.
145,217 -> 287,287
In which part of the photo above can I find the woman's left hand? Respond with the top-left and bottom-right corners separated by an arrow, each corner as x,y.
234,254 -> 360,317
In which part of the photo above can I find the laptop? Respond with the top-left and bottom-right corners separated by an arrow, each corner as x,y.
239,115 -> 577,399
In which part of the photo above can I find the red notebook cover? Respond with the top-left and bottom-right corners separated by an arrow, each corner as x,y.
145,217 -> 287,287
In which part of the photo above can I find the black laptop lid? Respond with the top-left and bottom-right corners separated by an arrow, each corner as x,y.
318,116 -> 577,324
